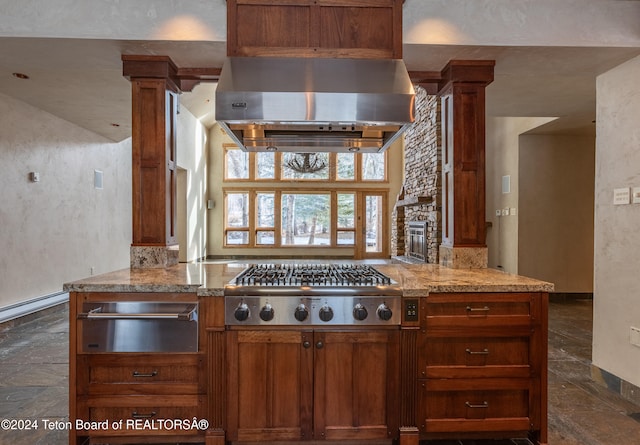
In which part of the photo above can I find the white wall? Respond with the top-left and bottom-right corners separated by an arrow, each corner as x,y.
519,134 -> 595,293
176,105 -> 208,262
486,118 -> 595,292
403,0 -> 640,47
0,0 -> 226,41
0,92 -> 131,309
3,0 -> 639,49
593,55 -> 640,388
485,117 -> 554,273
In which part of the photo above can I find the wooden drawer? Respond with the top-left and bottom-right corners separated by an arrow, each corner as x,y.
423,293 -> 538,333
77,395 -> 206,436
418,379 -> 532,434
418,336 -> 532,379
77,354 -> 204,395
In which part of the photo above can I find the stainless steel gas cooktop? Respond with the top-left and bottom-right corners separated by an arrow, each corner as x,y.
224,263 -> 401,326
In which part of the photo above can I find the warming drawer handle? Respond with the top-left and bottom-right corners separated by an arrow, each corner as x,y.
78,305 -> 197,321
465,401 -> 489,409
465,348 -> 490,355
131,411 -> 157,419
133,370 -> 158,378
466,305 -> 490,313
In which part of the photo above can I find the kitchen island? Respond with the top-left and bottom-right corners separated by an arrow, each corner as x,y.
64,262 -> 552,445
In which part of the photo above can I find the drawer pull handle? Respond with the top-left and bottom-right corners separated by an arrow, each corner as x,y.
132,411 -> 157,419
465,401 -> 489,409
132,371 -> 158,378
79,305 -> 196,321
466,306 -> 490,313
465,348 -> 490,355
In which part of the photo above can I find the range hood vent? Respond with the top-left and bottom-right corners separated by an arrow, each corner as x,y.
215,57 -> 415,153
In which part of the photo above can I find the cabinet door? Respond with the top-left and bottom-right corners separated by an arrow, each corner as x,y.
314,330 -> 400,441
226,330 -> 314,442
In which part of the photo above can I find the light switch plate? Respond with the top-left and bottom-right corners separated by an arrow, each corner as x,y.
613,188 -> 630,205
633,187 -> 640,204
94,170 -> 103,189
502,175 -> 511,194
631,326 -> 640,347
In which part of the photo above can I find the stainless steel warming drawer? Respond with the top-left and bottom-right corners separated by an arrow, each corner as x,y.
78,302 -> 198,353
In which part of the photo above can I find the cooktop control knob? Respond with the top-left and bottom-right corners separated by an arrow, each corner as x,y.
319,304 -> 334,322
234,302 -> 250,321
353,303 -> 368,321
294,304 -> 309,322
259,303 -> 274,322
377,303 -> 393,321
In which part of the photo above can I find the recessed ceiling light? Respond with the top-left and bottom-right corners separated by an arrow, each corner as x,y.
12,72 -> 29,80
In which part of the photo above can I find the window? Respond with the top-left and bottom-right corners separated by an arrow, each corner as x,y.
336,193 -> 355,245
282,153 -> 330,180
362,152 -> 386,181
336,153 -> 355,181
281,193 -> 330,246
223,144 -> 387,182
221,144 -> 391,248
225,192 -> 249,245
256,152 -> 275,180
256,192 -> 275,245
223,190 -> 362,248
225,147 -> 249,180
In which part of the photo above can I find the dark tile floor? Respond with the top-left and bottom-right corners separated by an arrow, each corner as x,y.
1,299 -> 639,444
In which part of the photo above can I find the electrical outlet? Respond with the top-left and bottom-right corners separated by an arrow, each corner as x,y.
502,208 -> 509,216
495,209 -> 501,216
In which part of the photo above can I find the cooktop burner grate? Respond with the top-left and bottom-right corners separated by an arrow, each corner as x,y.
231,263 -> 394,287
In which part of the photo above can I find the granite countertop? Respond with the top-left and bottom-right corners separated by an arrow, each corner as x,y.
63,261 -> 553,295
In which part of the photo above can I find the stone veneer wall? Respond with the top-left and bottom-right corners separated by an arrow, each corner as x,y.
392,87 -> 442,263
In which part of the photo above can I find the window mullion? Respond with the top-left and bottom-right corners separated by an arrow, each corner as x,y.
275,191 -> 282,246
330,190 -> 337,246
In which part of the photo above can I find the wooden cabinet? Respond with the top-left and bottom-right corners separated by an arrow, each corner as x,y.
69,292 -> 208,445
226,0 -> 403,59
314,330 -> 400,441
226,329 -> 400,442
414,292 -> 548,445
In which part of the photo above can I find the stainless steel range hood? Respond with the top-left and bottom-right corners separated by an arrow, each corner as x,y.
215,57 -> 415,153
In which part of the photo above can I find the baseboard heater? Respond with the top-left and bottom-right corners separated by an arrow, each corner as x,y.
0,292 -> 69,324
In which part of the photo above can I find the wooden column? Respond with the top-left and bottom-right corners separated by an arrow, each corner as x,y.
437,61 -> 495,268
122,55 -> 180,268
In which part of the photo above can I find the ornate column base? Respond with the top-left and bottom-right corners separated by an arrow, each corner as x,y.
439,245 -> 488,269
130,245 -> 179,269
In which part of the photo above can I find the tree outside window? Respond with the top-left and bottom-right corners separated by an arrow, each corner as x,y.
281,193 -> 330,245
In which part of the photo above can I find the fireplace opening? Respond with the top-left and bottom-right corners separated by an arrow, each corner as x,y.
407,221 -> 428,262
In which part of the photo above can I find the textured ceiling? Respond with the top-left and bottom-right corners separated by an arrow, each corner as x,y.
1,35 -> 639,141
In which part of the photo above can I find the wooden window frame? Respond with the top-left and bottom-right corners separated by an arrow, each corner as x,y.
223,146 -> 388,183
223,191 -> 250,247
224,188 -> 387,249
223,145 -> 250,181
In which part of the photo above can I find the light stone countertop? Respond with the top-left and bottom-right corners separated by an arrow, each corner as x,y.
63,261 -> 553,296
